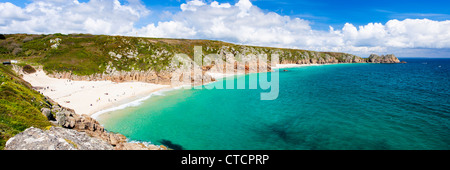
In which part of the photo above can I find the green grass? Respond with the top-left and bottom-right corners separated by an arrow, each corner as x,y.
0,33 -> 363,76
0,65 -> 52,150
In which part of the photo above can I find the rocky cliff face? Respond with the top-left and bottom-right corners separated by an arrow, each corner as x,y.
5,127 -> 113,150
46,50 -> 402,85
5,103 -> 167,150
3,34 -> 404,86
282,53 -> 402,65
367,54 -> 401,63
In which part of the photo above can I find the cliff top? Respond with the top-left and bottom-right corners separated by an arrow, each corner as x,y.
0,33 -> 363,76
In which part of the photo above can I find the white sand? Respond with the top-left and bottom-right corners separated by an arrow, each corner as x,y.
207,72 -> 242,80
22,70 -> 170,116
20,67 -> 288,118
271,64 -> 325,69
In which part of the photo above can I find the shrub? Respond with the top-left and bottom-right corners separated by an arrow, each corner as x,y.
23,65 -> 36,74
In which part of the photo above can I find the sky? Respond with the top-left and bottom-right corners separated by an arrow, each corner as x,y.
1,0 -> 449,58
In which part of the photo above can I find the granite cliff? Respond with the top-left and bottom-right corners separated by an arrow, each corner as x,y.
1,34 -> 403,86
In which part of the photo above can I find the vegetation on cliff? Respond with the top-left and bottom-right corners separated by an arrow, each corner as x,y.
0,33 -> 379,77
0,65 -> 51,149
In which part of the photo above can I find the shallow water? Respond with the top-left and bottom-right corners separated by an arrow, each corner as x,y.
98,58 -> 450,150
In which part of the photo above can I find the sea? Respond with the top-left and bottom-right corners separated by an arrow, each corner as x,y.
97,58 -> 449,150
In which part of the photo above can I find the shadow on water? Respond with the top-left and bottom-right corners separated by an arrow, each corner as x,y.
159,139 -> 184,150
251,116 -> 306,149
257,120 -> 394,150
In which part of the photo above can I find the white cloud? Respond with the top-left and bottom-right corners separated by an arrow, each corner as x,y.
1,0 -> 449,57
134,0 -> 450,56
180,0 -> 206,11
0,0 -> 149,35
137,0 -> 312,48
210,1 -> 231,8
0,2 -> 28,26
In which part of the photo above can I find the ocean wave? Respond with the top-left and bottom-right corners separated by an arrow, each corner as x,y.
91,86 -> 186,119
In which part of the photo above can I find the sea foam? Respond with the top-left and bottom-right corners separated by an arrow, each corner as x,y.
91,86 -> 187,119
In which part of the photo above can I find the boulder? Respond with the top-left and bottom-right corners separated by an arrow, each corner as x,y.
52,105 -> 164,150
40,108 -> 55,121
5,127 -> 113,150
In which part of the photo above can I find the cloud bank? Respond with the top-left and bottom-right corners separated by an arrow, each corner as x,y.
1,0 -> 449,57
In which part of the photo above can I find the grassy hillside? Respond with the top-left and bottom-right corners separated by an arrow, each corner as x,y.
0,33 -> 360,76
0,65 -> 52,150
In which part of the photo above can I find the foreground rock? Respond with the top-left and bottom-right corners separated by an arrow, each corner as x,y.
52,105 -> 166,150
5,104 -> 167,150
5,127 -> 113,150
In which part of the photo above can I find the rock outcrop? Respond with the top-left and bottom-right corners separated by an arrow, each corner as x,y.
5,127 -> 113,150
367,54 -> 401,63
6,103 -> 167,150
282,53 -> 402,65
40,108 -> 55,121
50,105 -> 166,150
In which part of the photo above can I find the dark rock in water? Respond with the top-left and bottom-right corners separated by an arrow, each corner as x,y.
159,139 -> 184,150
400,61 -> 407,63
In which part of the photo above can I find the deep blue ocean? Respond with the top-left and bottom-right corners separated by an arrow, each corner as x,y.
97,58 -> 449,150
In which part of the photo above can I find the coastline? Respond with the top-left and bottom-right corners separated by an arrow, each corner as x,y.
20,64 -> 325,120
272,63 -> 340,69
92,64 -> 329,118
90,85 -> 189,119
21,70 -> 170,117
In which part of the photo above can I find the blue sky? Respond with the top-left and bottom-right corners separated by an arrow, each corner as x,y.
137,0 -> 450,29
1,0 -> 449,57
4,0 -> 449,29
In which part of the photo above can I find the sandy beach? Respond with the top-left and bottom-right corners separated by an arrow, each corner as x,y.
20,64 -> 314,118
22,70 -> 170,116
272,63 -> 325,69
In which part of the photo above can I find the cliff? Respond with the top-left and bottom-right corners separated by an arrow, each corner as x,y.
1,34 -> 403,86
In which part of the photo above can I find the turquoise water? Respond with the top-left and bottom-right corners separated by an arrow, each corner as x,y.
97,58 -> 450,150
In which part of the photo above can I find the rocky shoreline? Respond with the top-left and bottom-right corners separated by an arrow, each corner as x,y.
282,54 -> 402,64
5,98 -> 167,150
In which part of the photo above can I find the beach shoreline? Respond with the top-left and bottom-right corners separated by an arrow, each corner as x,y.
19,64 -> 323,120
21,70 -> 171,117
272,63 -> 334,69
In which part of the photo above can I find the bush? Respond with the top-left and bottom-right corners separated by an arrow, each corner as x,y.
12,48 -> 22,55
23,65 -> 36,74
